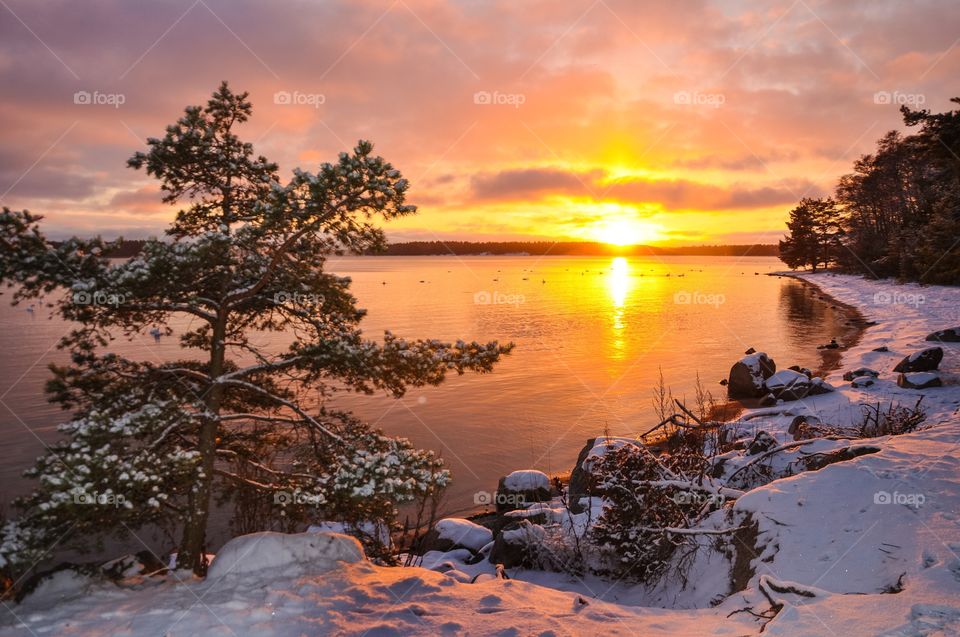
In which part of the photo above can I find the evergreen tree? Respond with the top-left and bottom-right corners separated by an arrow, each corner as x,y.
0,83 -> 512,576
779,198 -> 840,271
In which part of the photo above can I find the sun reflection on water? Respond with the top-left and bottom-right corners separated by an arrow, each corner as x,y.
608,257 -> 630,358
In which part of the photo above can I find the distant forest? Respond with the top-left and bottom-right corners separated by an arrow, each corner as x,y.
75,240 -> 781,258
369,241 -> 779,257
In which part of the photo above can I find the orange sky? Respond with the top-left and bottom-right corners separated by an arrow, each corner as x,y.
0,0 -> 957,244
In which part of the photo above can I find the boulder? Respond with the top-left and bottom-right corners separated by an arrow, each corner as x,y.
207,531 -> 364,579
489,521 -> 545,568
765,369 -> 812,400
496,470 -> 552,513
843,367 -> 880,382
851,376 -> 876,388
728,352 -> 776,398
788,415 -> 821,440
897,372 -> 942,389
747,431 -> 777,455
420,518 -> 493,554
759,393 -> 778,407
873,346 -> 890,352
893,347 -> 943,373
926,328 -> 960,343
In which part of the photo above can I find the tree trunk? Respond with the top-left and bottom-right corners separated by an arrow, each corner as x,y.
178,313 -> 228,575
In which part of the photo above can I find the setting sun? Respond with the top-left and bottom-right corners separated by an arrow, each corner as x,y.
591,218 -> 663,246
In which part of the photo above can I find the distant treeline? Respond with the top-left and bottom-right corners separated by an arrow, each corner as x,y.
368,241 -> 780,257
58,239 -> 780,258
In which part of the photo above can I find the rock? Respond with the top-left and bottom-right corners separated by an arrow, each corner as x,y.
873,346 -> 890,352
744,347 -> 756,355
851,376 -> 876,388
496,470 -> 552,513
719,378 -> 728,386
897,372 -> 943,389
567,438 -> 597,508
817,339 -> 840,349
747,431 -> 777,455
788,415 -> 821,440
759,393 -> 777,406
207,531 -> 364,579
843,368 -> 880,382
926,328 -> 960,343
489,521 -> 545,568
893,347 -> 943,373
420,518 -> 494,554
765,369 -> 811,400
728,352 -> 776,398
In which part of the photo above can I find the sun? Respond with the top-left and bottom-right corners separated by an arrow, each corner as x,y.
593,218 -> 662,246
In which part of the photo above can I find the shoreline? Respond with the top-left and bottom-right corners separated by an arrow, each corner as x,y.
769,270 -> 871,377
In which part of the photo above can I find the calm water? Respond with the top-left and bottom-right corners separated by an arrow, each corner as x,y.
0,255 -> 847,529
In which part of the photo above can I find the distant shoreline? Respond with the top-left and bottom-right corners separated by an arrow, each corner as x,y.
65,239 -> 780,259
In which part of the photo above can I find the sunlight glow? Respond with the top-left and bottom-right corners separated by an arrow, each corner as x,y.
592,218 -> 662,246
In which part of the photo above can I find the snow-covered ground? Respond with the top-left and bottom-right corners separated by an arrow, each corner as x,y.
3,272 -> 960,636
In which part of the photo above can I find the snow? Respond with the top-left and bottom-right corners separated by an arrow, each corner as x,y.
765,369 -> 809,389
206,531 -> 364,579
433,518 -> 493,552
502,469 -> 550,491
5,272 -> 960,635
902,371 -> 938,385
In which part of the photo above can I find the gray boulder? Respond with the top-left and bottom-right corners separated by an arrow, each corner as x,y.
893,347 -> 943,373
843,368 -> 880,382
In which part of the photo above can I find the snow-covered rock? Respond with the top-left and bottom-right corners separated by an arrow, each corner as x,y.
496,470 -> 552,512
502,469 -> 550,491
206,531 -> 364,579
897,371 -> 942,389
432,518 -> 493,552
893,346 -> 943,372
925,326 -> 960,342
727,351 -> 776,398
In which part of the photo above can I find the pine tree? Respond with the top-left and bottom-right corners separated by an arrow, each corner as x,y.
779,198 -> 840,271
0,83 -> 512,576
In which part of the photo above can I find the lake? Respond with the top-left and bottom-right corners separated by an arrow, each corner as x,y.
0,255 -> 849,539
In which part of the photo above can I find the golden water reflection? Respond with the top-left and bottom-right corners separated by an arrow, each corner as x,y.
608,257 -> 630,359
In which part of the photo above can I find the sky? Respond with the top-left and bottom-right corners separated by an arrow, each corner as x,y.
0,0 -> 957,245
